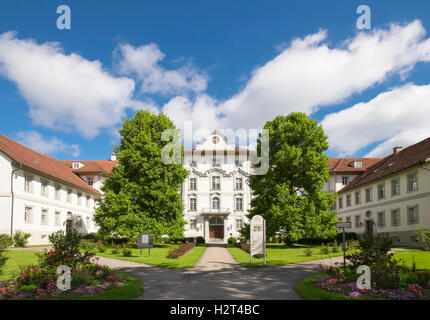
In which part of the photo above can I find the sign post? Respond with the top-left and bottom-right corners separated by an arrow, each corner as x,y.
137,232 -> 154,257
250,215 -> 266,265
336,222 -> 351,275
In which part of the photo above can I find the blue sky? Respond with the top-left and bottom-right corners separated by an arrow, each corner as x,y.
1,0 -> 430,160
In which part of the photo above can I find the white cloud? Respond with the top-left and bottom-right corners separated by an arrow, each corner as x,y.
162,20 -> 430,134
16,131 -> 81,157
0,31 -> 136,139
322,83 -> 430,157
115,43 -> 208,95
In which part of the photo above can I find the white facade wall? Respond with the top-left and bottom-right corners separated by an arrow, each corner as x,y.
0,152 -> 99,245
337,166 -> 430,246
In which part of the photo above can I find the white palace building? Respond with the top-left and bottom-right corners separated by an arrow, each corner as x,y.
181,132 -> 252,243
1,130 -> 429,246
0,134 -> 117,245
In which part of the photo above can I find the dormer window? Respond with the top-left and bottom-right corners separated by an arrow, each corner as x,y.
351,161 -> 362,168
72,162 -> 83,169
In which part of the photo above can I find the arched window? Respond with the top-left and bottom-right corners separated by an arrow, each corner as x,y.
212,197 -> 220,210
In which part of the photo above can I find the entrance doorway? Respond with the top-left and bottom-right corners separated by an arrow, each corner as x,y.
209,216 -> 224,239
365,220 -> 374,234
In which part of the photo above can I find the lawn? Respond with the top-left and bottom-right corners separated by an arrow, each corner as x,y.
226,243 -> 357,267
393,251 -> 430,270
95,243 -> 207,269
0,250 -> 42,281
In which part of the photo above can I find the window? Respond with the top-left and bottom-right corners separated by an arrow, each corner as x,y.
212,176 -> 220,190
346,194 -> 352,207
342,176 -> 349,186
377,184 -> 385,200
391,178 -> 400,196
86,196 -> 91,208
86,217 -> 91,229
24,175 -> 33,193
235,178 -> 243,190
365,188 -> 372,203
67,189 -> 73,203
55,211 -> 61,226
407,173 -> 418,192
87,177 -> 94,186
236,219 -> 243,231
189,198 -> 197,211
355,191 -> 361,205
190,178 -> 197,190
41,180 -> 49,197
189,160 -> 197,168
338,197 -> 343,209
212,159 -> 221,167
391,209 -> 401,227
41,209 -> 48,225
212,197 -> 220,210
355,215 -> 361,228
72,162 -> 81,169
55,184 -> 61,200
346,216 -> 351,224
76,216 -> 82,228
190,219 -> 196,230
77,193 -> 82,206
352,161 -> 362,168
235,160 -> 242,167
377,211 -> 385,228
407,206 -> 419,225
24,206 -> 33,224
235,198 -> 243,210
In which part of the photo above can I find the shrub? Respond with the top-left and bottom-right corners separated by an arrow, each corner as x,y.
332,240 -> 339,253
0,234 -> 13,248
238,223 -> 250,241
227,237 -> 237,245
196,236 -> 205,245
304,247 -> 313,256
320,244 -> 329,255
39,230 -> 93,269
184,237 -> 195,243
111,248 -> 119,255
415,229 -> 430,250
0,245 -> 7,275
13,231 -> 31,247
167,242 -> 196,259
122,248 -> 132,257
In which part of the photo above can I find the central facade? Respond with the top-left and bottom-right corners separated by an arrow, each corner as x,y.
182,132 -> 252,243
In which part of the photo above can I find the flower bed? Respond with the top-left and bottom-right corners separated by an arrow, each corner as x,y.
313,233 -> 430,300
0,230 -> 127,300
0,264 -> 125,300
315,274 -> 430,300
167,242 -> 196,259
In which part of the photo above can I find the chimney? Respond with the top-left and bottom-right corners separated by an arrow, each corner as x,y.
110,152 -> 117,161
393,146 -> 403,155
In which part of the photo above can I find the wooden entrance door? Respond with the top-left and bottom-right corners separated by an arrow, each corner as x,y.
209,225 -> 224,239
365,220 -> 373,234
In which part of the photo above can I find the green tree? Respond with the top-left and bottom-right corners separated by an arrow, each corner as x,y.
249,112 -> 337,246
94,110 -> 188,241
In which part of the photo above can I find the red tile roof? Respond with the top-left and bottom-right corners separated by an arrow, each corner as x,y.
0,134 -> 100,195
328,158 -> 383,173
59,160 -> 118,174
339,136 -> 430,193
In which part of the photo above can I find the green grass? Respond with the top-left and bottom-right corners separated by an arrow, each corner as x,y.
226,243 -> 357,268
57,271 -> 144,300
95,243 -> 207,268
294,273 -> 370,300
0,250 -> 42,281
393,251 -> 430,270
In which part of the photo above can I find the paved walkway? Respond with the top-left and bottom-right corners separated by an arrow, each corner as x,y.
96,244 -> 343,300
